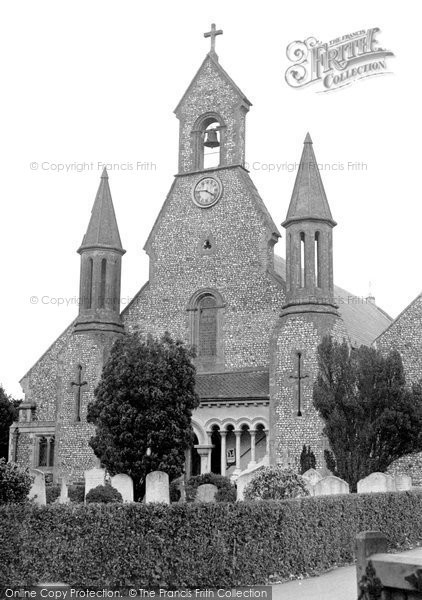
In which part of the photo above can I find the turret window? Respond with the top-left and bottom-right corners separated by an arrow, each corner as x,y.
99,259 -> 107,308
300,232 -> 305,288
315,232 -> 321,287
87,258 -> 93,309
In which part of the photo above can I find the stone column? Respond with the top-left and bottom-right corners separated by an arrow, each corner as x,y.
220,431 -> 227,476
234,430 -> 242,475
249,430 -> 256,467
265,429 -> 270,457
196,446 -> 212,474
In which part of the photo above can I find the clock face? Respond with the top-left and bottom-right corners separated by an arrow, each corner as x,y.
192,176 -> 222,208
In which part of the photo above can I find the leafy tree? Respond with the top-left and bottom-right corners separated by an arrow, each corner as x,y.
0,459 -> 32,504
0,386 -> 19,460
87,331 -> 200,499
313,336 -> 422,491
299,445 -> 316,474
243,466 -> 309,501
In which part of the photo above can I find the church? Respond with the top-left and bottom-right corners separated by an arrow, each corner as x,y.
11,25 -> 408,485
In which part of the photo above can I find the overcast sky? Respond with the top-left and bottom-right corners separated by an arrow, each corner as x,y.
0,1 -> 419,398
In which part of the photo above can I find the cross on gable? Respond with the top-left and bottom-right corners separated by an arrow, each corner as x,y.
204,23 -> 223,55
289,351 -> 309,417
71,364 -> 88,422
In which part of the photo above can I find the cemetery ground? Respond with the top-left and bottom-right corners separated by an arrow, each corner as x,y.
2,465 -> 422,594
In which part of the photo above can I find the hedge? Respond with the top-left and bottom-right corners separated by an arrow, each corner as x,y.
1,491 -> 422,588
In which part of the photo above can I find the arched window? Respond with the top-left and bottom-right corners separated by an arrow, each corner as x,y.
198,295 -> 217,357
188,289 -> 225,369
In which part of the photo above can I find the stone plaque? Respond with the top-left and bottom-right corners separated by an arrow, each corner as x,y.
145,471 -> 170,504
29,469 -> 46,505
314,475 -> 349,496
111,474 -> 134,502
357,472 -> 396,494
84,467 -> 106,499
195,483 -> 218,503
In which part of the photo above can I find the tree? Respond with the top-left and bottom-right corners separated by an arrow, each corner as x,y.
299,445 -> 316,474
0,386 -> 19,460
87,331 -> 200,499
0,459 -> 32,504
313,336 -> 422,491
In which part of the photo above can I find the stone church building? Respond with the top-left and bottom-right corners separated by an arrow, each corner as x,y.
11,27 -> 401,484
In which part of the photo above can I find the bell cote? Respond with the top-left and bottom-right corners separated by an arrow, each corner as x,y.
174,24 -> 252,174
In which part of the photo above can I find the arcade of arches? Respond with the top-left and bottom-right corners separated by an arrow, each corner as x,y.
186,421 -> 269,477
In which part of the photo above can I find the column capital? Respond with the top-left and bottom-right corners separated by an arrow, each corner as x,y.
220,430 -> 227,437
234,429 -> 242,436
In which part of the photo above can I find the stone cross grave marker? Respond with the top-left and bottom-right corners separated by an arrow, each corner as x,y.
29,469 -> 46,505
145,471 -> 170,504
111,474 -> 134,502
84,467 -> 106,500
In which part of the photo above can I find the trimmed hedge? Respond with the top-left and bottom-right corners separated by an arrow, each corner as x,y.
1,491 -> 422,587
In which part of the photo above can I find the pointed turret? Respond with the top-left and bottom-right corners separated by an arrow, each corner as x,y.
283,133 -> 336,228
74,170 -> 125,335
283,134 -> 337,312
78,168 -> 124,253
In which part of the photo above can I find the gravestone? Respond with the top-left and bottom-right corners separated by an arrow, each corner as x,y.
302,468 -> 323,497
314,475 -> 349,496
84,467 -> 106,500
111,474 -> 134,502
145,471 -> 170,504
357,472 -> 396,494
59,477 -> 70,504
195,483 -> 218,503
29,469 -> 46,505
394,474 -> 412,491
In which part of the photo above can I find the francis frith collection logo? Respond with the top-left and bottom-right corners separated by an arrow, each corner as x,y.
285,28 -> 394,92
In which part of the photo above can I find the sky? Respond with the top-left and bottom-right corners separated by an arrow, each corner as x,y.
0,1 -> 420,398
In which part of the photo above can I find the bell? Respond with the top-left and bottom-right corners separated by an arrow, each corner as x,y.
204,129 -> 220,148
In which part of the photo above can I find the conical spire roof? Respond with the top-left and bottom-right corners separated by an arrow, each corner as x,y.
282,133 -> 336,227
78,169 -> 124,253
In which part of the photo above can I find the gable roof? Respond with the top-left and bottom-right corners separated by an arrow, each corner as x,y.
274,255 -> 392,347
174,52 -> 252,117
374,292 -> 422,344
